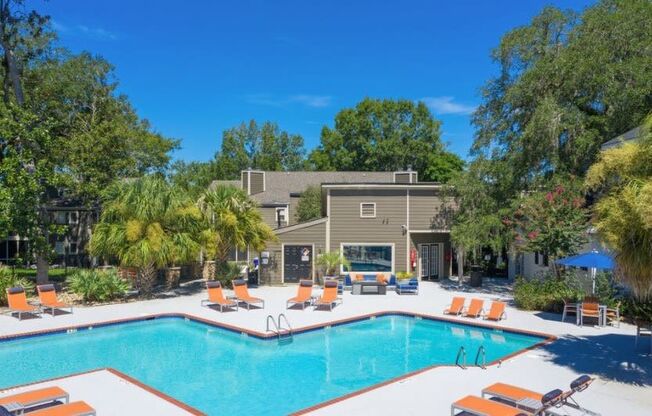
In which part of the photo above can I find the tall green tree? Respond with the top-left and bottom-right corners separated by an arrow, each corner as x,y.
197,185 -> 276,272
214,120 -> 305,179
89,176 -> 202,296
0,2 -> 177,283
295,185 -> 322,223
472,0 -> 652,195
586,115 -> 652,300
168,160 -> 218,199
308,98 -> 463,182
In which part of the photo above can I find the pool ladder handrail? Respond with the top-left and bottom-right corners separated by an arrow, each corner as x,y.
266,313 -> 293,340
475,345 -> 486,369
455,346 -> 466,369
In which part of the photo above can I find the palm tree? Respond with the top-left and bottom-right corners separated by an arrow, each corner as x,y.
586,115 -> 652,300
197,185 -> 276,277
89,176 -> 202,296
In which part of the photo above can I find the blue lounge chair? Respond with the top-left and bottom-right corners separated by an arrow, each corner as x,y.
396,278 -> 419,295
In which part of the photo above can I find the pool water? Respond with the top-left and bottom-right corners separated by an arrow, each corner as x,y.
0,315 -> 544,415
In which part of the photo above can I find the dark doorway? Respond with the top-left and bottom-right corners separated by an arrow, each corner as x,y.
283,245 -> 313,283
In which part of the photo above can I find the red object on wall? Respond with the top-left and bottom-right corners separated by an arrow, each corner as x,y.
410,248 -> 417,271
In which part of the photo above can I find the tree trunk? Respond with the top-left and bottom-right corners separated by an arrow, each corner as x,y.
457,248 -> 464,287
0,39 -> 24,105
139,263 -> 157,297
36,254 -> 49,285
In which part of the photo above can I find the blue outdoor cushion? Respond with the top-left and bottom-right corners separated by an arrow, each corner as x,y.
0,406 -> 12,416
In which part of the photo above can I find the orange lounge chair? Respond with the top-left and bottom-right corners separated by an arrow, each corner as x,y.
0,386 -> 68,413
201,281 -> 238,312
6,286 -> 40,320
314,280 -> 342,311
232,279 -> 264,310
482,375 -> 595,415
26,401 -> 96,416
451,395 -> 528,416
444,297 -> 466,316
485,301 -> 507,321
463,298 -> 485,318
37,285 -> 73,316
287,280 -> 314,310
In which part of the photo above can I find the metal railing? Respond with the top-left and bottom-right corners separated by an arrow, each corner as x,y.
475,345 -> 486,369
266,314 -> 293,340
455,346 -> 467,369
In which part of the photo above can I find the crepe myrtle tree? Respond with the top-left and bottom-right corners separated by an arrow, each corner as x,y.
89,176 -> 202,296
508,179 -> 588,277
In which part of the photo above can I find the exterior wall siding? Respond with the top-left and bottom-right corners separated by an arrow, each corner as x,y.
250,172 -> 265,195
328,189 -> 409,274
260,221 -> 326,285
259,207 -> 278,229
409,189 -> 455,230
289,196 -> 300,225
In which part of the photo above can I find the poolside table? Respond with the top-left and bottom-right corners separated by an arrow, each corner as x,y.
352,281 -> 386,295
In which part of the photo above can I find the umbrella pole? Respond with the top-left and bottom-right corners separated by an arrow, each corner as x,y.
591,267 -> 596,295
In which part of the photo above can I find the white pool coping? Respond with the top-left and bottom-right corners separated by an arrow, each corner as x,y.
1,280 -> 651,415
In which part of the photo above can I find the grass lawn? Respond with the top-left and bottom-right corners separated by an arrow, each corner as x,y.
11,267 -> 82,283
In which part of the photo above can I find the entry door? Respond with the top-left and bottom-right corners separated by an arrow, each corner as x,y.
419,244 -> 440,280
420,245 -> 429,279
283,245 -> 313,283
429,244 -> 440,279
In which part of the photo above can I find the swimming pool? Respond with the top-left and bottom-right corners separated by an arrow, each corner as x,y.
0,314 -> 548,415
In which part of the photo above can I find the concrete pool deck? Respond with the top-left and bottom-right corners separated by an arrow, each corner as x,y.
1,279 -> 651,415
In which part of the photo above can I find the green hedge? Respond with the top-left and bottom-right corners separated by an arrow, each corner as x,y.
68,269 -> 130,303
0,266 -> 34,306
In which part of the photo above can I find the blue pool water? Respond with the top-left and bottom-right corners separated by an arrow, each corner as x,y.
0,315 -> 544,415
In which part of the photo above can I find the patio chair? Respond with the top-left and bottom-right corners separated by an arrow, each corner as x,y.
26,401 -> 96,416
232,279 -> 265,310
463,298 -> 484,318
5,286 -> 40,320
444,297 -> 465,316
287,280 -> 313,310
313,280 -> 342,311
580,301 -> 600,326
0,386 -> 69,414
605,302 -> 620,327
201,281 -> 238,312
484,301 -> 506,321
561,299 -> 578,323
396,278 -> 418,295
452,389 -> 564,416
37,285 -> 73,316
481,375 -> 597,416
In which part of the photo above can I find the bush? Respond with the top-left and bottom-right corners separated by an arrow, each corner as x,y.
69,269 -> 129,303
0,266 -> 34,306
621,297 -> 652,322
513,273 -> 584,312
213,261 -> 244,288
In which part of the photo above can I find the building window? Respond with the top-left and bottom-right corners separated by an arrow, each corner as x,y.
342,244 -> 393,272
69,243 -> 78,254
276,207 -> 288,226
359,202 -> 376,218
54,212 -> 67,224
534,251 -> 539,265
54,241 -> 65,255
69,212 -> 79,224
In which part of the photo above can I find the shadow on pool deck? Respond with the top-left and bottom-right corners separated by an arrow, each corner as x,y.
539,332 -> 652,386
436,278 -> 515,299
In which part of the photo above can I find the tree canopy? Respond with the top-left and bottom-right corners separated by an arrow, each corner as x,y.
213,120 -> 305,179
472,0 -> 652,196
308,98 -> 463,182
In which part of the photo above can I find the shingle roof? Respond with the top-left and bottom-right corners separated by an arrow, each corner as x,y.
601,126 -> 644,150
211,171 -> 394,205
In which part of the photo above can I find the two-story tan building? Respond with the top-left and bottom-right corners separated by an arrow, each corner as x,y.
213,169 -> 456,285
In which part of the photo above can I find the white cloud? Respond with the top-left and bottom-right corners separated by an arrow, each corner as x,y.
52,20 -> 117,41
421,96 -> 476,115
289,95 -> 332,108
245,94 -> 332,108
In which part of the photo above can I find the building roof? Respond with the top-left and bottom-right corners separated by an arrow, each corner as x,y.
212,171 -> 394,205
210,180 -> 240,188
601,125 -> 644,150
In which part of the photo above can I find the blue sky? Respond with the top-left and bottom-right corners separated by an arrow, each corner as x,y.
33,0 -> 593,162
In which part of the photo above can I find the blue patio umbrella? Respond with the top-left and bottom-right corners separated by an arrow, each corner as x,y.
556,250 -> 615,293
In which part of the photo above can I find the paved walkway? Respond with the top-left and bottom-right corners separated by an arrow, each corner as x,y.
1,280 -> 651,415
